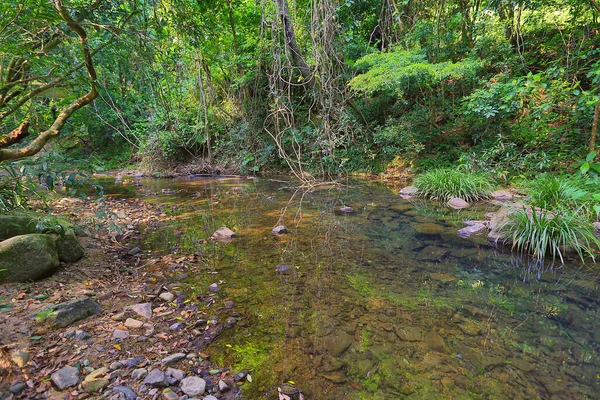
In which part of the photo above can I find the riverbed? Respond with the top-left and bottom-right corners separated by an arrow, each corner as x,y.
107,175 -> 600,399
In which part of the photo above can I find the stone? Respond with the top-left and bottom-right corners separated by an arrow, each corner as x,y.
162,353 -> 186,365
44,297 -> 101,329
488,207 -> 511,242
491,189 -> 512,202
424,331 -> 446,353
395,326 -> 422,342
125,318 -> 145,329
74,329 -> 91,340
417,245 -> 449,262
210,227 -> 236,242
132,368 -> 148,380
125,303 -> 153,320
180,376 -> 206,396
339,206 -> 354,213
203,396 -> 218,400
162,388 -> 178,400
112,312 -> 127,321
399,186 -> 418,196
218,380 -> 229,392
159,292 -> 175,302
457,223 -> 487,238
9,382 -> 26,394
0,234 -> 59,282
128,247 -> 142,256
413,223 -> 445,235
113,329 -> 130,340
54,232 -> 85,263
82,367 -> 109,393
447,198 -> 470,210
121,357 -> 145,368
166,367 -> 185,382
323,331 -> 353,357
143,369 -> 167,387
0,212 -> 77,240
112,386 -> 138,400
594,221 -> 600,231
208,284 -> 219,293
11,351 -> 29,367
272,225 -> 288,235
169,322 -> 184,331
109,362 -> 123,370
51,365 -> 80,389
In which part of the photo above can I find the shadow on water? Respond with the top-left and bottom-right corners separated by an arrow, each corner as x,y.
107,176 -> 600,399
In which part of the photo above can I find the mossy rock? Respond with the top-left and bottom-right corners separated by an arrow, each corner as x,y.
0,211 -> 77,240
0,234 -> 60,283
0,212 -> 84,263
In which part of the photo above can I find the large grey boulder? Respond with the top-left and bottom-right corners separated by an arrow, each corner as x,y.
0,234 -> 59,282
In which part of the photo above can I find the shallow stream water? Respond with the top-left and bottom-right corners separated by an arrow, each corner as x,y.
107,176 -> 599,399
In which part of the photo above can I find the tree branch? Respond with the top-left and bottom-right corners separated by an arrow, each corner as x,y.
0,121 -> 29,149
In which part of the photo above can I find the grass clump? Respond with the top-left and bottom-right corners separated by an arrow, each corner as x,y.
413,168 -> 493,202
500,207 -> 600,263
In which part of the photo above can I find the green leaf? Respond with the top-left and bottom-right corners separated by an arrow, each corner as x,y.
586,152 -> 597,162
30,335 -> 42,341
580,162 -> 590,174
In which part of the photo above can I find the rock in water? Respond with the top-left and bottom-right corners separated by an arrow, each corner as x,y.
51,365 -> 80,389
180,376 -> 206,396
447,198 -> 469,210
44,297 -> 101,329
490,189 -> 512,202
399,186 -> 419,196
210,227 -> 236,242
413,223 -> 445,235
272,225 -> 288,235
457,223 -> 487,238
0,234 -> 59,282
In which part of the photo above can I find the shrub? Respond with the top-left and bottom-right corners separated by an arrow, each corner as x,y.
500,207 -> 600,263
413,168 -> 493,202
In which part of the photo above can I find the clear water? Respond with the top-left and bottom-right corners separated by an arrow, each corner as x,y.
107,176 -> 600,399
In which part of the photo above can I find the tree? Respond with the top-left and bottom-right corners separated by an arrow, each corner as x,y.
0,0 -> 129,161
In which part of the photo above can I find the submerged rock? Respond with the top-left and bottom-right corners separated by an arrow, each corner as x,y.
413,223 -> 445,235
272,225 -> 288,235
447,198 -> 469,210
211,227 -> 236,241
0,234 -> 59,282
457,223 -> 487,238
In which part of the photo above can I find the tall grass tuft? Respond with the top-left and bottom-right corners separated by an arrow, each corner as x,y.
413,168 -> 493,202
500,207 -> 600,264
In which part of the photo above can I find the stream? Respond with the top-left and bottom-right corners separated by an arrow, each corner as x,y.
105,175 -> 600,399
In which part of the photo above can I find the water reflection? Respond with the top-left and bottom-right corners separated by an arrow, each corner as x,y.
105,176 -> 599,399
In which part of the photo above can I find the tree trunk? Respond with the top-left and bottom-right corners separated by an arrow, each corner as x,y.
591,101 -> 599,153
274,0 -> 314,88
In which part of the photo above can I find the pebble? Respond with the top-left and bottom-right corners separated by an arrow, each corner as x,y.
112,312 -> 127,321
180,376 -> 206,396
11,351 -> 29,367
112,385 -> 138,400
169,322 -> 184,331
125,318 -> 145,329
128,247 -> 142,256
9,382 -> 26,394
126,303 -> 153,320
218,380 -> 229,392
208,284 -> 219,293
132,368 -> 148,380
113,329 -> 130,340
74,329 -> 91,340
162,388 -> 178,400
162,353 -> 186,365
143,369 -> 167,387
159,292 -> 175,302
203,396 -> 218,400
166,367 -> 186,382
51,365 -> 80,389
121,357 -> 145,368
223,301 -> 234,310
109,362 -> 123,370
339,206 -> 354,213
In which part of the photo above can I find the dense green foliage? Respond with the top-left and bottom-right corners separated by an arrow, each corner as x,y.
1,0 -> 599,178
412,168 -> 493,202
